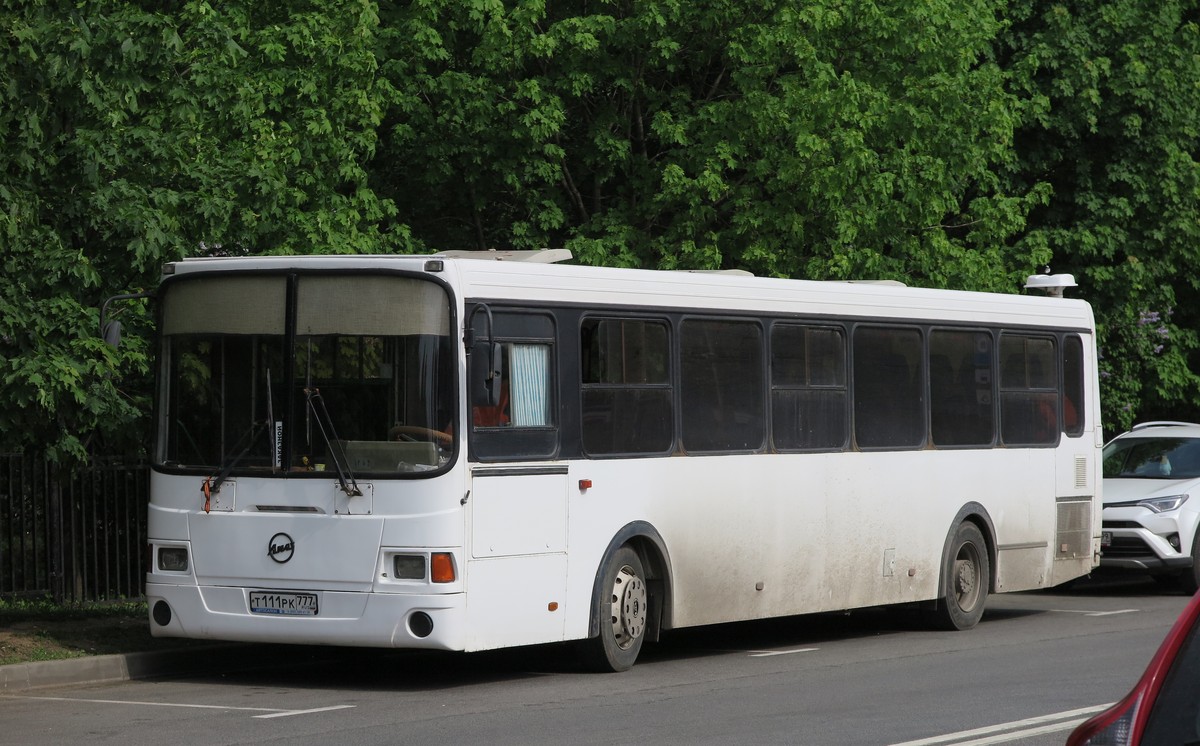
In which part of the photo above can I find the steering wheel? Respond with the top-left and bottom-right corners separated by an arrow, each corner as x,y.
388,424 -> 452,446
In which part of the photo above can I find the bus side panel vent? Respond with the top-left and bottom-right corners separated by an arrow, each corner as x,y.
1055,501 -> 1091,560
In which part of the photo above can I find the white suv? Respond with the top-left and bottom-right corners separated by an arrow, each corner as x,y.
1102,421 -> 1200,592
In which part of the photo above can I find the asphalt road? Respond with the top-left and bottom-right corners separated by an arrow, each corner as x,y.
0,574 -> 1188,746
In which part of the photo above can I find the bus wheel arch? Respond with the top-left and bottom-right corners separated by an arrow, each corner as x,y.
927,504 -> 996,631
580,522 -> 673,671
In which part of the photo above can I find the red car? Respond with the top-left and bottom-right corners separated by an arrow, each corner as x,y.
1068,591 -> 1200,745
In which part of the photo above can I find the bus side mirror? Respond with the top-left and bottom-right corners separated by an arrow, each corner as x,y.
486,342 -> 504,407
466,303 -> 503,408
470,341 -> 504,407
102,319 -> 123,348
99,291 -> 153,348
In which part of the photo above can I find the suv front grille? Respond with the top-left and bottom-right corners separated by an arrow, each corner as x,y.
1102,520 -> 1143,529
1102,535 -> 1154,559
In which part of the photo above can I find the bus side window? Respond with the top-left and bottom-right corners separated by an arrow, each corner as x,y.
680,318 -> 765,452
999,334 -> 1058,446
466,307 -> 558,461
853,326 -> 925,449
472,343 -> 553,428
1063,335 -> 1084,437
580,318 -> 673,456
770,324 -> 847,451
929,330 -> 994,447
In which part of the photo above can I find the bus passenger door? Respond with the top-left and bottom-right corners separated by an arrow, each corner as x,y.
462,306 -> 567,649
465,466 -> 569,649
1052,334 -> 1099,584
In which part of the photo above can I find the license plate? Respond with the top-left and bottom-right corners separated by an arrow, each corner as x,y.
1101,531 -> 1112,548
249,591 -> 318,616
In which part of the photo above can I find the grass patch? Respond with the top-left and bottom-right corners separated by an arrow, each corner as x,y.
0,597 -> 200,666
0,597 -> 146,624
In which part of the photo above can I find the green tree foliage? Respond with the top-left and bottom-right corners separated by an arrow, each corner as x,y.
1000,0 -> 1200,430
4,0 -> 1200,458
1,0 -> 397,460
377,0 -> 1044,290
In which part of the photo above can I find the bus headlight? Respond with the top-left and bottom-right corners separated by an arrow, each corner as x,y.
157,546 -> 189,572
392,555 -> 426,580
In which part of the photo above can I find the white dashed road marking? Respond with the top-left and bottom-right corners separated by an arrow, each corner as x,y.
1049,608 -> 1139,617
7,694 -> 355,719
748,647 -> 819,657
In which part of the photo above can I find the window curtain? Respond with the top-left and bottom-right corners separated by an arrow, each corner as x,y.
509,344 -> 550,426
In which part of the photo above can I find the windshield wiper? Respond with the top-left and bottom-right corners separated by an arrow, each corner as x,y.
304,387 -> 362,497
202,421 -> 267,512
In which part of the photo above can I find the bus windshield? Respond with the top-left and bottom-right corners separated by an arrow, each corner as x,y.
156,273 -> 455,476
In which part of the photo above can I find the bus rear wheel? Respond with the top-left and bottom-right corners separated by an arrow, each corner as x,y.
580,546 -> 648,672
928,522 -> 989,631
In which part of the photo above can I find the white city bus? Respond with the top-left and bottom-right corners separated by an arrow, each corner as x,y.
141,251 -> 1101,671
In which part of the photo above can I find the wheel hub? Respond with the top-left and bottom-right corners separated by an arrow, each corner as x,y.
611,565 -> 647,649
955,559 -> 976,596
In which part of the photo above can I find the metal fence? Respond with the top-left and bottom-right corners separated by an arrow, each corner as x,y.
0,453 -> 148,603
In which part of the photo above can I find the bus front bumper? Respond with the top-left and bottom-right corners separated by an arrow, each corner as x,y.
146,582 -> 467,651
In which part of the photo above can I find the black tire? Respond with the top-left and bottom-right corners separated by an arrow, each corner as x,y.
579,546 -> 648,672
1153,572 -> 1185,589
927,522 -> 990,631
1180,530 -> 1200,595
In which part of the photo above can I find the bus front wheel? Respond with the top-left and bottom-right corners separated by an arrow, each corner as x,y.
580,546 -> 648,672
928,522 -> 989,631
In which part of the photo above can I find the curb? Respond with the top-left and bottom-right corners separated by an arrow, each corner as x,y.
0,643 -> 365,693
0,645 -> 241,693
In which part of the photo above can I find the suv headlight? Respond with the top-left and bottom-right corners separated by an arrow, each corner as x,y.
1138,494 -> 1189,513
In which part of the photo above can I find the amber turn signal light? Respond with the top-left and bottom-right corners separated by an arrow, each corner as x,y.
431,552 -> 456,583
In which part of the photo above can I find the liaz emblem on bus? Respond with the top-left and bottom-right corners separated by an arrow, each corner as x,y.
267,532 -> 295,563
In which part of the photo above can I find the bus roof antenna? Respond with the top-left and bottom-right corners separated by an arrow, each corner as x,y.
1024,272 -> 1077,297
